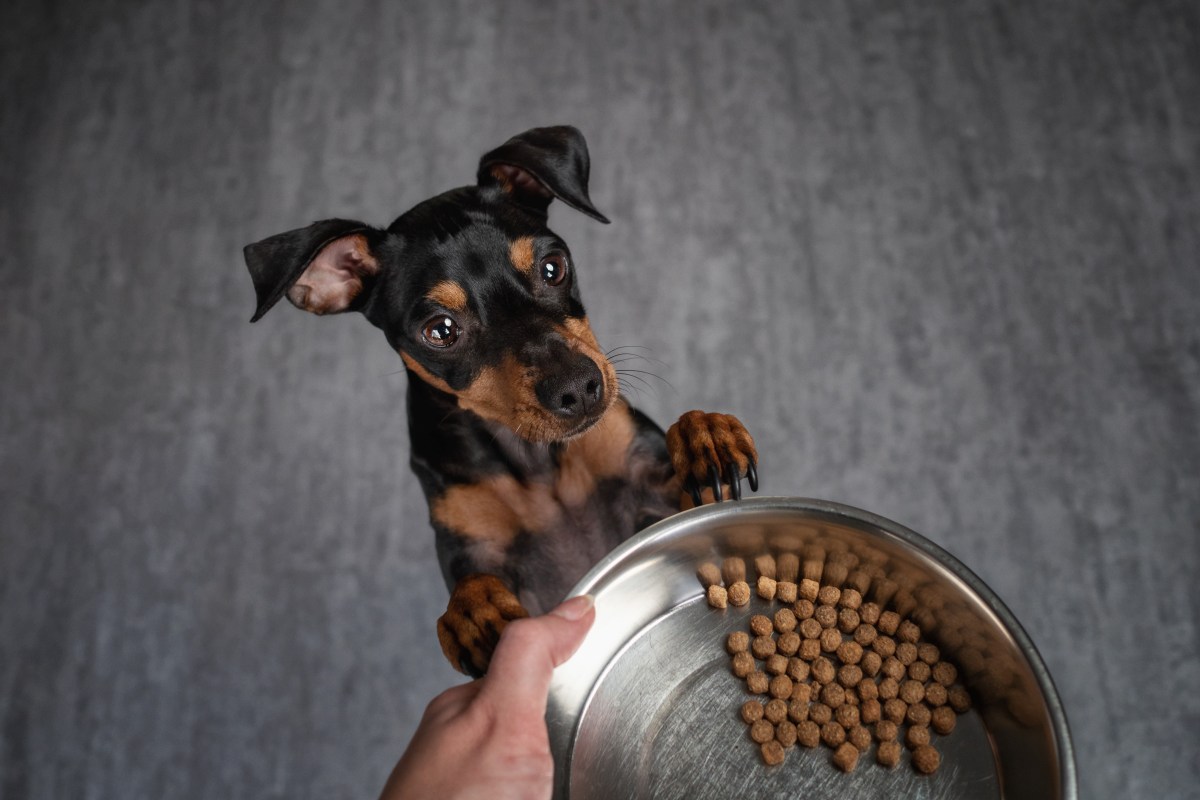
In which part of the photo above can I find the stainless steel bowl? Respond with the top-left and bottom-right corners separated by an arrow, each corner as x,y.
547,497 -> 1077,800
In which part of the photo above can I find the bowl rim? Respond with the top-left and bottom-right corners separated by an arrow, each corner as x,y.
565,495 -> 1078,799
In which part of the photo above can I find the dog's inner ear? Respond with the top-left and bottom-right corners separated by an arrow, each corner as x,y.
287,233 -> 380,315
488,163 -> 554,207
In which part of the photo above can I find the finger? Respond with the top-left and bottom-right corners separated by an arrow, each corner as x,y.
478,595 -> 596,721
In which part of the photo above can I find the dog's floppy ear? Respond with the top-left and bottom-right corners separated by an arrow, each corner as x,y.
477,125 -> 610,224
244,218 -> 383,322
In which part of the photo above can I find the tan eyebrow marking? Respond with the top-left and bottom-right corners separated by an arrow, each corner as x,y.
509,236 -> 536,275
426,280 -> 468,311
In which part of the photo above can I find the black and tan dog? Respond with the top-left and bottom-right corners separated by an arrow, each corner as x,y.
244,126 -> 758,676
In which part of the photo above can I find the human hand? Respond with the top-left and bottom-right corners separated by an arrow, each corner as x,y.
378,594 -> 596,800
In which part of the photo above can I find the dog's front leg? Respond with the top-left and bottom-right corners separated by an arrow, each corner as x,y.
666,410 -> 759,508
436,573 -> 529,677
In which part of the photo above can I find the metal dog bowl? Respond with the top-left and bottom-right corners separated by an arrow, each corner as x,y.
546,497 -> 1076,799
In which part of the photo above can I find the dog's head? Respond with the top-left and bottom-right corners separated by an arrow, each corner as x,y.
244,126 -> 617,442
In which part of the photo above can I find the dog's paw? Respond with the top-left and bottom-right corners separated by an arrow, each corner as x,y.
437,573 -> 529,677
666,410 -> 759,507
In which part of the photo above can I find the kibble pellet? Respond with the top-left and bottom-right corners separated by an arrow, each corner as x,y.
761,740 -> 786,766
741,699 -> 764,723
911,744 -> 940,774
727,581 -> 751,606
832,741 -> 859,773
707,584 -> 728,608
726,631 -> 750,654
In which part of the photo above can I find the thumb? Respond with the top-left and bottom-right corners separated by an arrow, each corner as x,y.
478,595 -> 595,720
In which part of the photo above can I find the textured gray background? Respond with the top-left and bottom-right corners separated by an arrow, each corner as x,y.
3,1 -> 1198,798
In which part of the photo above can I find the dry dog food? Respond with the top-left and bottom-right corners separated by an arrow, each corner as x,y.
718,568 -> 973,779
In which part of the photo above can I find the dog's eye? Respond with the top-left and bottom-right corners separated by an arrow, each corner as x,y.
422,316 -> 461,348
541,253 -> 569,286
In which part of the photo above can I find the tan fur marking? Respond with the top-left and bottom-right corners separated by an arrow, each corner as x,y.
509,237 -> 536,275
556,399 -> 636,505
426,280 -> 468,311
432,476 -> 562,551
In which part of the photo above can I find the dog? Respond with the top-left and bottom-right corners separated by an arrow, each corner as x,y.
244,126 -> 758,676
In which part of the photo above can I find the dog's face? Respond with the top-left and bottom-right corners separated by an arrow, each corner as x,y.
244,126 -> 617,442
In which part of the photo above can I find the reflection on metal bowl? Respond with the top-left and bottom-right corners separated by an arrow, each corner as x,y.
546,497 -> 1076,800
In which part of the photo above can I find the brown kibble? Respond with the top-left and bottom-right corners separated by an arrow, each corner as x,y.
878,677 -> 899,700
752,636 -> 776,660
872,636 -> 897,658
877,611 -> 900,635
874,719 -> 899,742
774,608 -> 797,634
808,703 -> 832,725
899,680 -> 925,705
787,657 -> 810,683
797,720 -> 821,747
906,725 -> 931,749
837,641 -> 864,666
877,740 -> 902,768
750,719 -> 775,743
750,614 -> 773,636
696,562 -> 723,588
908,660 -> 931,683
859,602 -> 881,625
765,654 -> 788,676
882,657 -> 906,680
897,619 -> 921,644
775,719 -> 798,748
837,664 -> 863,689
817,585 -> 841,606
707,584 -> 728,608
948,686 -> 972,713
932,661 -> 958,687
764,698 -> 788,723
820,628 -> 842,653
757,575 -> 778,600
859,697 -> 881,724
837,607 -> 861,633
726,631 -> 750,654
848,724 -> 872,751
732,651 -> 755,678
895,642 -> 918,666
747,670 -> 769,694
787,699 -> 809,723
798,578 -> 820,602
811,657 -> 835,684
799,638 -> 821,661
832,741 -> 859,772
931,705 -> 957,735
883,698 -> 908,724
722,557 -> 747,585
814,605 -> 838,629
790,680 -> 812,703
861,651 -> 882,677
834,703 -> 859,730
769,675 -> 794,699
741,699 -> 764,723
802,559 -> 824,581
820,683 -> 846,709
912,744 -> 941,774
918,643 -> 940,664
853,623 -> 878,647
776,581 -> 798,604
857,678 -> 879,701
924,683 -> 948,707
760,740 -> 786,766
727,581 -> 751,606
907,703 -> 932,727
777,553 -> 800,582
754,554 -> 777,579
839,587 -> 863,610
799,617 -> 822,639
821,721 -> 846,748
793,598 -> 815,620
777,631 -> 801,656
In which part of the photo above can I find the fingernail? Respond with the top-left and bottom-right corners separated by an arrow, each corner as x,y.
551,594 -> 595,621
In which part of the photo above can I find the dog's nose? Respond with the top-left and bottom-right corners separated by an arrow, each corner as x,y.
536,357 -> 604,418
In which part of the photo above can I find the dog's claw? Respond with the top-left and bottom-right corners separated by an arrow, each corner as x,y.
727,462 -> 743,501
747,458 -> 759,492
709,465 -> 723,502
685,475 -> 703,507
